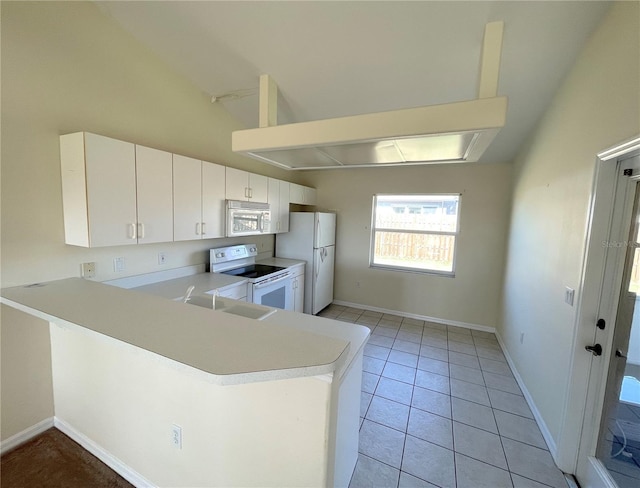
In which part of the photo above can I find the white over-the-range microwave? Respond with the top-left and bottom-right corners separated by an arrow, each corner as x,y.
225,200 -> 271,237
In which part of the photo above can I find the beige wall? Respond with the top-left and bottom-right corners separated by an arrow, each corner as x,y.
51,323 -> 332,486
306,163 -> 512,328
0,1 -> 298,443
0,0 -> 299,289
0,305 -> 54,440
499,0 -> 639,453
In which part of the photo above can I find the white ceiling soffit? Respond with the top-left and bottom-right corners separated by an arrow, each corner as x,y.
232,22 -> 508,170
233,97 -> 507,170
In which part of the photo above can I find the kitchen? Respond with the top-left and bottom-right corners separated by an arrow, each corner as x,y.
1,2 -> 639,488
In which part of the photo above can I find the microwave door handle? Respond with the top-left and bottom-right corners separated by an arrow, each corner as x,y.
258,213 -> 264,232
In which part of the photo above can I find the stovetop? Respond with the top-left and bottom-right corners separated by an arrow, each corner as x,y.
220,264 -> 286,280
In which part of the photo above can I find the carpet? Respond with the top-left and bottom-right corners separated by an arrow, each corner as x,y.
1,428 -> 134,488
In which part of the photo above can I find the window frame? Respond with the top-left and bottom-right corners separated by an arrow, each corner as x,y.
369,193 -> 461,277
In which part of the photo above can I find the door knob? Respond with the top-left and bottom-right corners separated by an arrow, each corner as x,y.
585,344 -> 603,356
615,349 -> 627,359
596,318 -> 606,330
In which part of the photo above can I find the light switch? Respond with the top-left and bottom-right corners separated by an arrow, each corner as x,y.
565,287 -> 575,306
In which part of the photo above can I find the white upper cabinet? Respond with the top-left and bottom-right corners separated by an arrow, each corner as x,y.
202,162 -> 226,239
268,178 -> 290,234
226,167 -> 268,202
135,145 -> 173,244
289,183 -> 317,206
60,132 -> 260,247
173,154 -> 203,241
173,155 -> 226,241
61,132 -> 137,247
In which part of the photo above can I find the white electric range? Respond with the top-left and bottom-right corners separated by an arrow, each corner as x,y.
210,244 -> 294,311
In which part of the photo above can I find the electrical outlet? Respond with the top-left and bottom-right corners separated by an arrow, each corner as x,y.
171,424 -> 182,449
158,252 -> 167,265
81,262 -> 96,278
114,257 -> 125,272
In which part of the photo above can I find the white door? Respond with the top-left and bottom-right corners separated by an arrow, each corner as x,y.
267,178 -> 281,231
84,133 -> 137,247
576,154 -> 640,487
314,212 -> 336,248
248,173 -> 268,202
225,167 -> 249,201
135,145 -> 173,244
312,245 -> 334,315
173,154 -> 202,241
202,162 -> 225,238
278,181 -> 290,233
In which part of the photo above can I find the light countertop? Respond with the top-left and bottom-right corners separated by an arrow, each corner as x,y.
257,257 -> 306,269
1,278 -> 361,385
131,272 -> 248,300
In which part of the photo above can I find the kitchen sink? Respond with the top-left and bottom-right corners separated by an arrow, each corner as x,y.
181,294 -> 277,321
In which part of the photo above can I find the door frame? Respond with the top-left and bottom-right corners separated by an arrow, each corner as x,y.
555,135 -> 640,475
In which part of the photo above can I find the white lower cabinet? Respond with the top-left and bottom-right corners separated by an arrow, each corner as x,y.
291,264 -> 305,313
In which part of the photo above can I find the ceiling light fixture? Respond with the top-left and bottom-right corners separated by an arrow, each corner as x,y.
232,21 -> 507,170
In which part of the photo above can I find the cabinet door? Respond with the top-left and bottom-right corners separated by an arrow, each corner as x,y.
202,162 -> 225,238
267,178 -> 280,233
226,167 -> 249,201
278,181 -> 290,233
289,183 -> 304,205
290,183 -> 317,205
135,145 -> 173,244
292,265 -> 305,313
84,133 -> 137,247
304,186 -> 317,205
173,154 -> 203,241
248,173 -> 268,202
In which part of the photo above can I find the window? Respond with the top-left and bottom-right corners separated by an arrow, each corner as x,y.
370,194 -> 460,275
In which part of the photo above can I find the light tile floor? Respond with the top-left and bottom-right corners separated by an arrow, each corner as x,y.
318,304 -> 569,488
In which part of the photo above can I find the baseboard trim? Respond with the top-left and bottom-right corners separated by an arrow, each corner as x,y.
331,300 -> 496,333
0,417 -> 54,455
495,333 -> 559,459
54,418 -> 156,488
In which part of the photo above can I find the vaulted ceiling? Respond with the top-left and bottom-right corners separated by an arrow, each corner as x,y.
97,1 -> 611,165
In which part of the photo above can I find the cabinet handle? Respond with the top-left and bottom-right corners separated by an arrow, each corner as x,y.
201,222 -> 206,235
245,187 -> 249,199
248,187 -> 253,199
129,223 -> 137,239
195,222 -> 201,235
137,223 -> 145,239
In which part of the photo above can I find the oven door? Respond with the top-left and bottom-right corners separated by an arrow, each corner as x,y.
250,272 -> 293,311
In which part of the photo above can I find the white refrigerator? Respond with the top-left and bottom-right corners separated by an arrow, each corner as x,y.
276,212 -> 336,315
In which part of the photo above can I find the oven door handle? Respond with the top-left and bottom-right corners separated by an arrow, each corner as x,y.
253,272 -> 291,289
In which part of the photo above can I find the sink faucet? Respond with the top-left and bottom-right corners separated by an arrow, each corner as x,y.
183,285 -> 195,303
